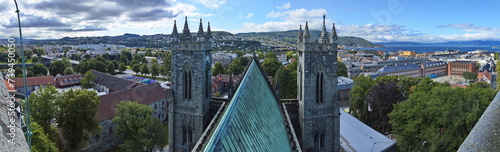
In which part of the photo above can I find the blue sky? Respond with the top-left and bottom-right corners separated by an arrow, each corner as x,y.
1,0 -> 499,43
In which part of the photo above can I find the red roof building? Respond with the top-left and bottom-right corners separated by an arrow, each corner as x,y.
12,76 -> 55,94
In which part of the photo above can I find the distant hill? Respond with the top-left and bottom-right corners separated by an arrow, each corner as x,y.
236,30 -> 384,48
378,40 -> 500,46
10,30 -> 382,48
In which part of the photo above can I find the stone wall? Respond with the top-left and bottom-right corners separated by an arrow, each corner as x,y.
0,74 -> 30,152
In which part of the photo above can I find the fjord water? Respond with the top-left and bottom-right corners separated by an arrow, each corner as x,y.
350,44 -> 500,53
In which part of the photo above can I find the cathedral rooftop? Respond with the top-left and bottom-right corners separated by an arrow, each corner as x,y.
200,59 -> 295,151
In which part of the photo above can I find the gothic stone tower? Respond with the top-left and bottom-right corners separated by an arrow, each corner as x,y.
168,17 -> 213,152
297,15 -> 340,152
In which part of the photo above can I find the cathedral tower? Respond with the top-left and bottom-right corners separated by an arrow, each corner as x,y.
297,15 -> 340,152
168,17 -> 213,152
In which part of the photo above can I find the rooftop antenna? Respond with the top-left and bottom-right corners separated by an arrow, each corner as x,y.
13,0 -> 32,149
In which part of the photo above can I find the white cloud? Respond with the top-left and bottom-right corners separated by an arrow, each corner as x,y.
0,0 -> 212,39
194,0 -> 227,9
339,24 -> 500,43
238,8 -> 329,33
276,2 -> 291,10
267,8 -> 327,21
438,23 -> 500,33
238,13 -> 254,19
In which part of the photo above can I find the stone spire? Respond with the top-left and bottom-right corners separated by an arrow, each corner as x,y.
172,20 -> 179,39
320,15 -> 327,38
197,18 -> 204,37
205,22 -> 212,41
330,23 -> 338,43
182,16 -> 191,41
303,22 -> 311,43
297,25 -> 303,43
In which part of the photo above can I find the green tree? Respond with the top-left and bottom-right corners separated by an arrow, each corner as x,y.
57,89 -> 101,151
262,58 -> 281,76
95,56 -> 107,63
120,55 -> 129,65
389,84 -> 495,151
32,64 -> 48,76
150,62 -> 160,77
160,53 -> 172,79
349,74 -> 374,122
34,48 -> 46,56
227,58 -> 244,75
233,50 -> 244,57
78,60 -> 96,74
286,51 -> 296,60
49,60 -> 68,75
212,62 -> 225,76
132,64 -> 141,74
214,92 -> 223,97
106,61 -> 116,75
32,56 -> 42,63
29,84 -> 59,142
81,71 -> 96,89
118,62 -> 127,73
63,67 -> 75,75
238,57 -> 249,67
275,67 -> 297,99
365,81 -> 404,133
95,61 -> 106,72
112,101 -> 167,152
61,58 -> 72,67
264,52 -> 277,59
121,51 -> 133,62
462,71 -> 477,81
337,61 -> 348,77
140,63 -> 150,75
31,121 -> 58,152
497,59 -> 500,90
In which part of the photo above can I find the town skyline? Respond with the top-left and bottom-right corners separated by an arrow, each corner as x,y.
1,0 -> 500,43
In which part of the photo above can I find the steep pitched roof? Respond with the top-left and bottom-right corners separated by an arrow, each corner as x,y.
96,83 -> 168,121
55,74 -> 84,87
202,60 -> 292,151
91,70 -> 144,92
340,110 -> 396,152
12,75 -> 55,87
378,64 -> 420,74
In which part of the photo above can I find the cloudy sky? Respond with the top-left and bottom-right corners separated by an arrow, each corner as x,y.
1,0 -> 499,43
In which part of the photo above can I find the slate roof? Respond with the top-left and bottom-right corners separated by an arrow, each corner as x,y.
55,74 -> 84,87
91,70 -> 144,92
378,64 -> 420,74
202,60 -> 293,151
96,82 -> 168,121
12,75 -> 55,87
340,110 -> 396,152
424,61 -> 447,68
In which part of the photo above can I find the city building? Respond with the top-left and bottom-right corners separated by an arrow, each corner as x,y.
377,64 -> 422,78
422,61 -> 448,77
54,74 -> 84,88
448,61 -> 478,76
377,61 -> 448,78
11,75 -> 55,94
91,70 -> 145,94
348,58 -> 428,78
399,51 -> 416,57
338,76 -> 354,107
87,71 -> 169,152
211,74 -> 241,95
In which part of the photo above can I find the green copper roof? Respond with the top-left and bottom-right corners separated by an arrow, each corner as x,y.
203,60 -> 292,152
